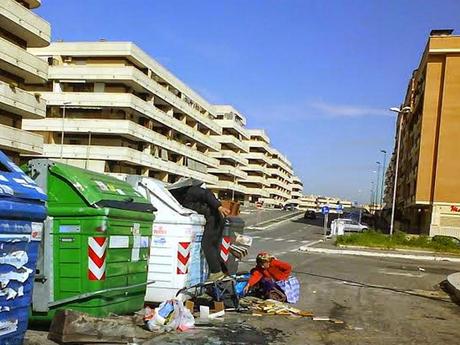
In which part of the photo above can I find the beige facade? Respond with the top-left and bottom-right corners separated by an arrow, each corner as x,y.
384,30 -> 460,237
24,42 -> 221,184
0,0 -> 50,162
22,40 -> 303,203
241,129 -> 272,202
289,175 -> 303,205
210,105 -> 249,200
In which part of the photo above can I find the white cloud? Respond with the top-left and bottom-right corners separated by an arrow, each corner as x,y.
310,101 -> 390,118
246,100 -> 391,125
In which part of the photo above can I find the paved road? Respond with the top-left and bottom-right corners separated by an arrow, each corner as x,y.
148,217 -> 460,345
239,208 -> 302,227
26,216 -> 460,345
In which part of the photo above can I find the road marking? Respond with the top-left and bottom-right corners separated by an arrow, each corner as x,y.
290,248 -> 298,252
259,237 -> 272,241
378,269 -> 424,278
299,247 -> 460,263
301,240 -> 311,243
287,239 -> 296,243
274,238 -> 284,242
252,236 -> 261,239
278,251 -> 287,255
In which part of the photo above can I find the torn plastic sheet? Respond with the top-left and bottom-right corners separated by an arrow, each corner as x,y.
0,319 -> 18,336
0,251 -> 29,269
0,267 -> 32,288
0,285 -> 24,300
0,184 -> 13,195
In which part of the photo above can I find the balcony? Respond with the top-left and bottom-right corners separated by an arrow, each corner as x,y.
268,188 -> 290,199
215,119 -> 249,140
22,0 -> 41,9
0,80 -> 45,118
208,165 -> 247,180
38,92 -> 221,151
0,0 -> 50,47
245,186 -> 269,198
209,181 -> 248,194
291,190 -> 303,198
47,65 -> 221,134
0,124 -> 43,154
0,37 -> 47,83
243,152 -> 272,164
268,168 -> 292,183
38,144 -> 219,184
210,150 -> 248,166
242,175 -> 270,187
248,140 -> 274,154
242,163 -> 270,175
22,118 -> 220,168
216,135 -> 249,152
247,129 -> 270,144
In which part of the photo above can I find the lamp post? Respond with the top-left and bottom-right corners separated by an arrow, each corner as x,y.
370,180 -> 375,213
388,106 -> 411,235
375,161 -> 381,210
380,150 -> 387,206
60,101 -> 71,161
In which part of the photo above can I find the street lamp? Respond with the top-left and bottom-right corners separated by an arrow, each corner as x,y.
375,162 -> 381,209
370,180 -> 375,213
388,106 -> 411,235
380,150 -> 387,206
60,101 -> 71,161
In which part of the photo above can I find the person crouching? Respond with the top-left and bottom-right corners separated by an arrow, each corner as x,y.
243,252 -> 300,303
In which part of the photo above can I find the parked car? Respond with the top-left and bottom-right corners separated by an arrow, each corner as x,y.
331,218 -> 368,234
304,210 -> 316,219
283,203 -> 297,211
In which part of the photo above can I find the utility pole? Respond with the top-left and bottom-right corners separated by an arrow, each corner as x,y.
380,150 -> 387,206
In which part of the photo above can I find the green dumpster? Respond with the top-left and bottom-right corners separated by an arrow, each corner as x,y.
26,159 -> 155,321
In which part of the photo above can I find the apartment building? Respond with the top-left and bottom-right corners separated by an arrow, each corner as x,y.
299,194 -> 352,212
266,149 -> 294,206
384,30 -> 460,238
241,129 -> 272,203
0,0 -> 50,162
210,105 -> 249,201
290,175 -> 303,206
23,41 -> 222,184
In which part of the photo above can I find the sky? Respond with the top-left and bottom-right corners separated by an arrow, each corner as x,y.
36,0 -> 460,203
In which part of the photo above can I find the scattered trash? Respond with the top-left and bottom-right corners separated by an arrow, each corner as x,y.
144,299 -> 195,332
312,290 -> 317,294
239,297 -> 313,317
354,327 -> 364,331
418,267 -> 426,272
313,317 -> 330,321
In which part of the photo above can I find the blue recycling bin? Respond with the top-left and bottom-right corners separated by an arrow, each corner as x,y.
0,152 -> 47,345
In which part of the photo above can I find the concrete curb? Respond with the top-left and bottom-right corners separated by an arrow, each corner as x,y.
446,272 -> 460,301
298,246 -> 460,263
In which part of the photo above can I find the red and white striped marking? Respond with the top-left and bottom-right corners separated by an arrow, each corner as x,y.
220,236 -> 231,263
177,242 -> 191,274
88,237 -> 107,281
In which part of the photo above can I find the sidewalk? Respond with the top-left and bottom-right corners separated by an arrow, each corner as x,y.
299,238 -> 460,263
446,272 -> 460,302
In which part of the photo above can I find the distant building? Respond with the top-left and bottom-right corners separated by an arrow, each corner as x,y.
299,194 -> 352,213
384,29 -> 460,237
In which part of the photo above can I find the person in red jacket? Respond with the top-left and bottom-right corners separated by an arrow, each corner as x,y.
243,252 -> 292,295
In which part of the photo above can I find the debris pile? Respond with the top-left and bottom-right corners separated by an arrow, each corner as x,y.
239,297 -> 313,317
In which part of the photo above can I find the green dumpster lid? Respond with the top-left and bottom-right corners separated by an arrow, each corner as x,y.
49,162 -> 156,213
